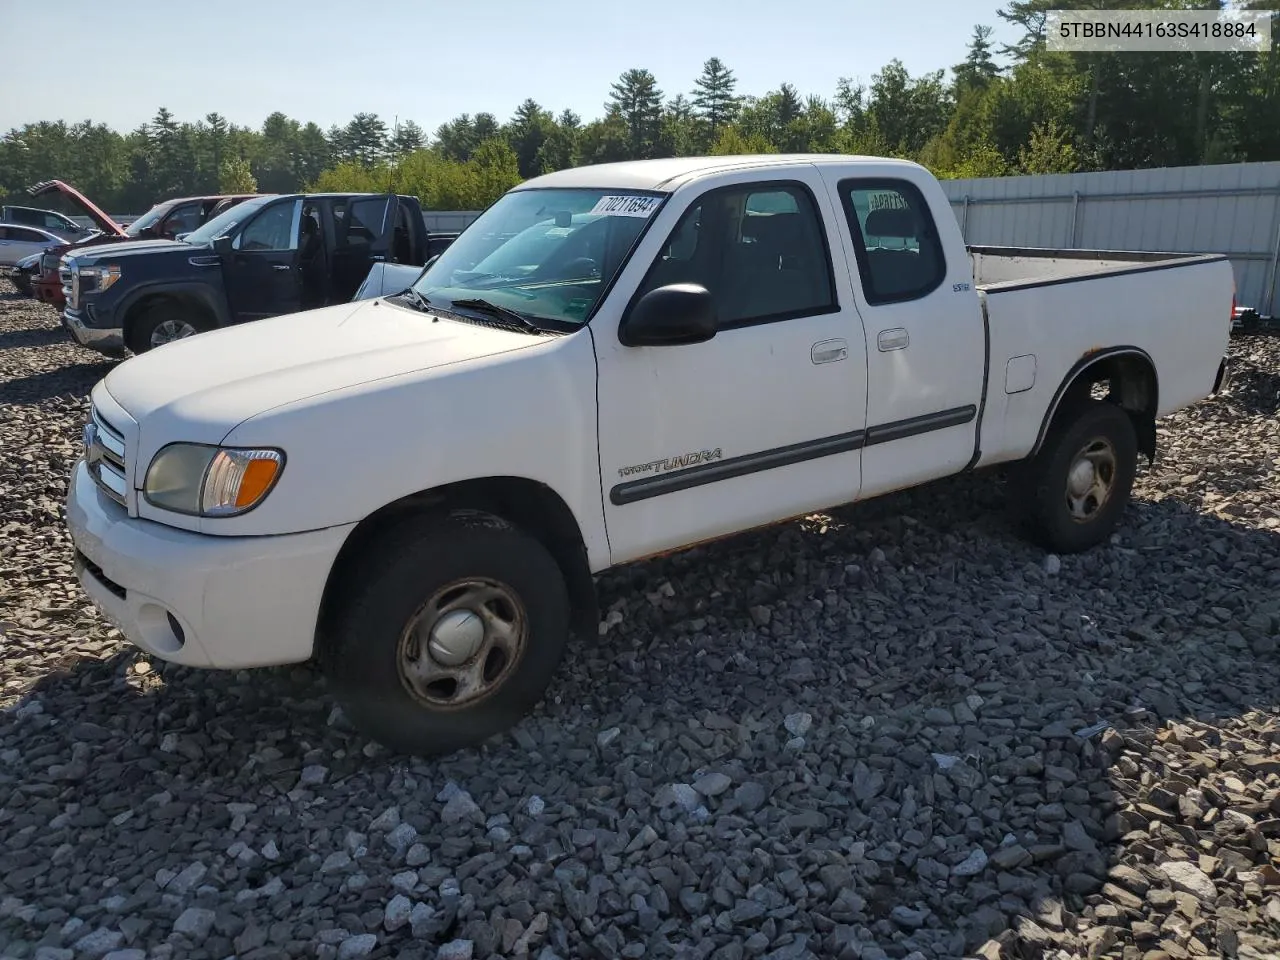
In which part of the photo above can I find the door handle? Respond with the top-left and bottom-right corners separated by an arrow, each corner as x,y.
272,264 -> 292,272
877,328 -> 909,352
811,339 -> 848,364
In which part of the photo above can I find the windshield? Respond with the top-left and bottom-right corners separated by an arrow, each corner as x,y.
125,203 -> 169,236
411,187 -> 665,327
181,195 -> 274,246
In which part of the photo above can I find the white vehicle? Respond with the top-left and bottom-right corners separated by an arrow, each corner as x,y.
66,155 -> 1233,755
0,223 -> 65,266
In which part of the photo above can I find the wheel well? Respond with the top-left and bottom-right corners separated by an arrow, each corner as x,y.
317,477 -> 598,649
124,293 -> 214,337
1039,350 -> 1159,463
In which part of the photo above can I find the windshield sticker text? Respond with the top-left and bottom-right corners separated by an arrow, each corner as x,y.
591,195 -> 662,218
618,448 -> 723,478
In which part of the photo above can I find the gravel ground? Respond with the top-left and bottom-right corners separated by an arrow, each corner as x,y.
1,278 -> 1278,960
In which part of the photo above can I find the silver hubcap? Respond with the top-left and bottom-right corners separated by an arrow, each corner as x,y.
151,319 -> 198,348
397,578 -> 527,710
1065,438 -> 1117,522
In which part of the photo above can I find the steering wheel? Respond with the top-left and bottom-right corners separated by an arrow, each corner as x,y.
558,257 -> 600,280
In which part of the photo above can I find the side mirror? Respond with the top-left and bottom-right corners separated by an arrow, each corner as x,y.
618,283 -> 717,347
212,235 -> 233,256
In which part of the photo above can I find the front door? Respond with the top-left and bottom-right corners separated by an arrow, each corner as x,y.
593,171 -> 870,565
822,172 -> 987,497
223,197 -> 303,322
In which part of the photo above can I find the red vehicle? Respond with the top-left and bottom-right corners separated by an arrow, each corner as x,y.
28,181 -> 258,307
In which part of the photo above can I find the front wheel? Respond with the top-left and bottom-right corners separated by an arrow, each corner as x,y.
322,513 -> 571,756
1016,400 -> 1138,554
127,305 -> 210,354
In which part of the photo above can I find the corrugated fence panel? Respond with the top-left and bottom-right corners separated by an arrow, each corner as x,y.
942,161 -> 1280,314
423,210 -> 482,232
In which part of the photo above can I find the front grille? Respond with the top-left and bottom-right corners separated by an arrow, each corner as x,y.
75,550 -> 126,600
85,406 -> 128,507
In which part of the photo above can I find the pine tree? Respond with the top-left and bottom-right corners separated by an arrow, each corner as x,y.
953,26 -> 1002,94
505,99 -> 553,178
390,120 -> 426,158
692,57 -> 741,134
607,69 -> 664,159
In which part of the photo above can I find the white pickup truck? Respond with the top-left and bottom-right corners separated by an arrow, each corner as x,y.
65,154 -> 1233,755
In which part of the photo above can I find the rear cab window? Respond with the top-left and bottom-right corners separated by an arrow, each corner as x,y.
839,179 -> 946,305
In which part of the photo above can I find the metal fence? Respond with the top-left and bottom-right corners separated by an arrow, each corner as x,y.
940,161 -> 1280,317
424,210 -> 482,233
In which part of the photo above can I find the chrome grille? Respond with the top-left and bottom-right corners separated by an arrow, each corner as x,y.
60,264 -> 75,306
84,406 -> 128,507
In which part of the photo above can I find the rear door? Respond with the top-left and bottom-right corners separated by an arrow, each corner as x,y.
329,195 -> 395,301
823,171 -> 986,497
223,197 -> 303,322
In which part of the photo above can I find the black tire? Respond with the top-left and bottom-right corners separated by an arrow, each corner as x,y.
322,512 -> 570,756
126,304 -> 211,354
1017,400 -> 1137,554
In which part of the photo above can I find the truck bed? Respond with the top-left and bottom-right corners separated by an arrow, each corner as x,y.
968,245 -> 1234,470
968,245 -> 1226,289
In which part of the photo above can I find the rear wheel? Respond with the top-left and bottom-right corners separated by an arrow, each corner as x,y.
1016,400 -> 1137,554
127,303 -> 210,354
322,513 -> 570,756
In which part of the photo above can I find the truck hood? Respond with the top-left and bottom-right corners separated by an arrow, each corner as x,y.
73,238 -> 193,262
27,179 -> 127,238
104,298 -> 549,447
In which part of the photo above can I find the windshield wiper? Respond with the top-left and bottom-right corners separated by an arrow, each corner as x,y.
450,298 -> 546,334
391,287 -> 434,312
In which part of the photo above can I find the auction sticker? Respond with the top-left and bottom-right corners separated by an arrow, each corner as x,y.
590,195 -> 662,217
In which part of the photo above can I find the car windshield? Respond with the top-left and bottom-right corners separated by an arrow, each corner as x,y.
125,203 -> 168,236
181,195 -> 274,245
411,188 -> 665,327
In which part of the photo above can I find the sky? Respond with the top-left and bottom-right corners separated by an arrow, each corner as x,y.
2,0 -> 1021,135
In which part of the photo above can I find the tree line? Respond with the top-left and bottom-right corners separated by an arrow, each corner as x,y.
2,0 -> 1277,215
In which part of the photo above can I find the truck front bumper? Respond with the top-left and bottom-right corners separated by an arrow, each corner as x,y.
64,306 -> 124,353
66,459 -> 356,669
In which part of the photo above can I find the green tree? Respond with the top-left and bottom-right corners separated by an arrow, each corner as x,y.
658,95 -> 698,157
1017,119 -> 1078,172
607,68 -> 664,158
953,26 -> 1002,94
219,156 -> 258,193
579,107 -> 632,165
505,99 -> 555,178
691,57 -> 741,144
390,120 -> 426,158
708,125 -> 776,155
336,112 -> 388,166
435,114 -> 478,162
537,110 -> 581,174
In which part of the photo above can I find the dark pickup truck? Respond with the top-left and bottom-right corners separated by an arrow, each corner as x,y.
62,192 -> 439,355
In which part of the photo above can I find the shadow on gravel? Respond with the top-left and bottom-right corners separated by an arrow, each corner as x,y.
0,360 -> 117,405
0,326 -> 68,351
4,468 -> 1279,958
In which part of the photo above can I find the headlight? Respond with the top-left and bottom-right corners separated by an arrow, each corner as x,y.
79,263 -> 122,292
144,443 -> 284,517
